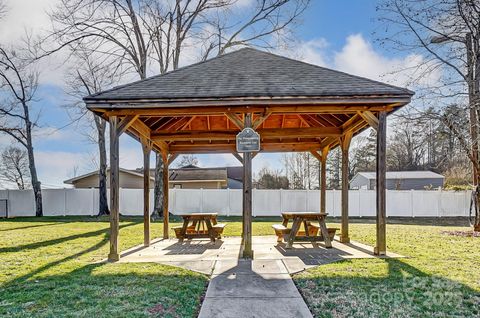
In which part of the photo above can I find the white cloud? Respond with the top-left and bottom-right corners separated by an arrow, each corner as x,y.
276,38 -> 329,67
0,0 -> 58,43
333,34 -> 440,87
35,150 -> 88,187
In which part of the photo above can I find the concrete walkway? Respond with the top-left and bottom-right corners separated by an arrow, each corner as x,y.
198,259 -> 312,317
115,236 -> 403,317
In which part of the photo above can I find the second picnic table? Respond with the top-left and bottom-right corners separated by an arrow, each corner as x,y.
273,212 -> 333,249
173,213 -> 226,241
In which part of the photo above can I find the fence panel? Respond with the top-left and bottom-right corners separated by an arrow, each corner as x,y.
253,190 -> 281,216
8,190 -> 35,217
0,188 -> 471,218
65,189 -> 94,216
43,189 -> 66,216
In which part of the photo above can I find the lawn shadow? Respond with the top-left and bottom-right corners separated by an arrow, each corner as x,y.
164,239 -> 224,255
0,221 -> 140,253
295,257 -> 480,317
0,260 -> 207,318
0,222 -> 68,232
2,222 -> 139,285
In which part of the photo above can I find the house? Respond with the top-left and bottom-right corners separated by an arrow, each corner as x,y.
350,171 -> 445,190
64,165 -> 243,189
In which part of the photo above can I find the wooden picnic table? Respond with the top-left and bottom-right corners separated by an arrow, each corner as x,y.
280,212 -> 332,249
174,213 -> 226,241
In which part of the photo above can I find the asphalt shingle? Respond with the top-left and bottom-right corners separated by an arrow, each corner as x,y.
84,48 -> 413,102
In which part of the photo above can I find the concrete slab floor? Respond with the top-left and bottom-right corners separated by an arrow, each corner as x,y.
114,236 -> 404,317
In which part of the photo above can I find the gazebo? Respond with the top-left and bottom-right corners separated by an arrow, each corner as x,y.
84,48 -> 413,261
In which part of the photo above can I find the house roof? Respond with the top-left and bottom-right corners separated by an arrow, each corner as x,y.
227,166 -> 244,181
65,165 -> 245,185
84,48 -> 413,103
64,168 -> 153,184
169,167 -> 227,182
357,171 -> 445,180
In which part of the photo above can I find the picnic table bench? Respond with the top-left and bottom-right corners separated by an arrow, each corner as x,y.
173,213 -> 226,242
272,212 -> 336,248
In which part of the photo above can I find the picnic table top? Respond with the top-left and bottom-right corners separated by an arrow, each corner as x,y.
179,213 -> 218,218
281,212 -> 328,218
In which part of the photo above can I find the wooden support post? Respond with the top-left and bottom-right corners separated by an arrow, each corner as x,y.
141,137 -> 152,247
108,116 -> 120,261
340,132 -> 352,243
242,114 -> 253,258
375,111 -> 387,255
321,146 -> 329,213
161,150 -> 169,239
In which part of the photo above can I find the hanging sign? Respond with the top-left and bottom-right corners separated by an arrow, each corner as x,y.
236,128 -> 260,152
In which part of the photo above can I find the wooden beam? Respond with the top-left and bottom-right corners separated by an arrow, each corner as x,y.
168,153 -> 178,166
108,116 -> 120,261
168,141 -> 323,153
117,115 -> 139,135
242,114 -> 253,259
252,111 -> 272,129
141,137 -> 152,247
161,150 -> 169,239
152,127 -> 342,142
225,112 -> 244,129
375,111 -> 387,255
357,111 -> 379,130
320,146 -> 329,213
309,150 -> 322,162
232,152 -> 244,164
100,104 -> 399,117
340,132 -> 353,243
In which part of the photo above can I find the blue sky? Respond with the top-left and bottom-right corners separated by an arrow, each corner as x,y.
0,0 -> 432,188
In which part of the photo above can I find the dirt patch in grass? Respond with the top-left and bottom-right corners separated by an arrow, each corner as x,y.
441,230 -> 480,237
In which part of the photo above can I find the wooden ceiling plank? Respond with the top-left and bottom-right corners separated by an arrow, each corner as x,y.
225,112 -> 244,129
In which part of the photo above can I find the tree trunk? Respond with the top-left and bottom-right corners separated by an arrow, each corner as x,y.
152,152 -> 164,219
24,112 -> 42,217
95,116 -> 109,216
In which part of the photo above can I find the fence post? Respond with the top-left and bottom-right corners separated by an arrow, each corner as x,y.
64,188 -> 67,216
91,188 -> 95,216
410,189 -> 415,218
358,189 -> 362,217
6,189 -> 9,218
305,188 -> 309,211
279,189 -> 283,214
437,188 -> 442,217
252,188 -> 256,217
227,188 -> 231,217
332,189 -> 336,217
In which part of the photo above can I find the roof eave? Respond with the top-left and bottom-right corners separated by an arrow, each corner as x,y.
85,94 -> 413,110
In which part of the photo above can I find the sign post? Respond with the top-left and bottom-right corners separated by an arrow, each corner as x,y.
237,115 -> 259,258
236,128 -> 260,153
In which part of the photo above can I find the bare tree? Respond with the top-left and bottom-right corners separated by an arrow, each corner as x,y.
176,155 -> 199,167
0,146 -> 30,190
282,152 -> 317,189
0,47 -> 43,216
64,48 -> 125,216
255,167 -> 289,189
0,0 -> 6,20
378,0 -> 480,229
46,0 -> 310,218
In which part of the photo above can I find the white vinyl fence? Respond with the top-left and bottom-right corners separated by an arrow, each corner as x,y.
0,188 -> 471,218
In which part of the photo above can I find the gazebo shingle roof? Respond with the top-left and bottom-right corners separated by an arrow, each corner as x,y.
84,48 -> 413,102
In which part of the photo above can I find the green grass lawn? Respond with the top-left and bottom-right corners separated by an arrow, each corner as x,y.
0,217 -> 208,318
293,222 -> 480,317
1,216 -> 479,317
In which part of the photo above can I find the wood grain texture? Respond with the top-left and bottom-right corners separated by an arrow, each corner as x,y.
108,116 -> 120,261
375,111 -> 387,255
